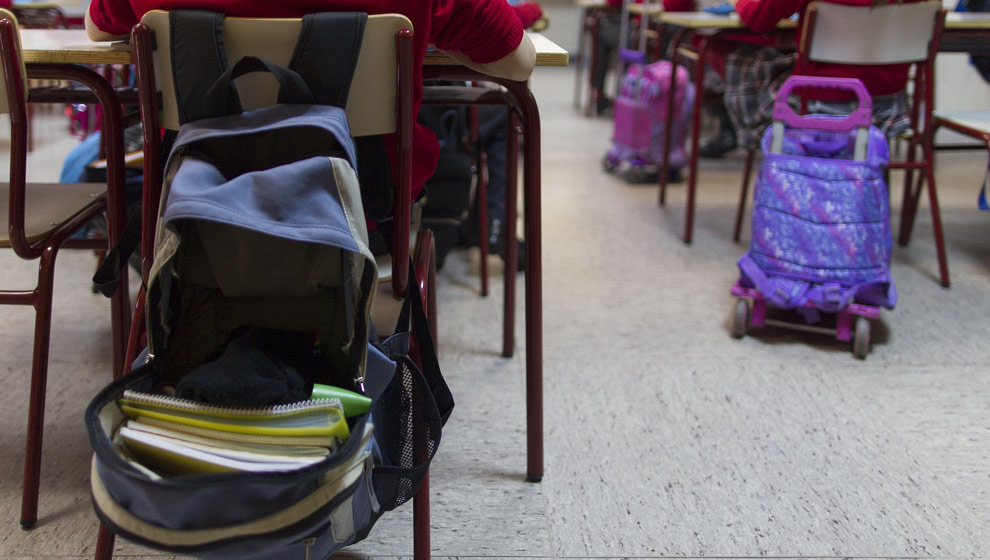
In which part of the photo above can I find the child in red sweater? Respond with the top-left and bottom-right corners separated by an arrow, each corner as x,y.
704,0 -> 916,155
86,0 -> 539,204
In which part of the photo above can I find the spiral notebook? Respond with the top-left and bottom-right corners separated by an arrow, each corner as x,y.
116,390 -> 349,476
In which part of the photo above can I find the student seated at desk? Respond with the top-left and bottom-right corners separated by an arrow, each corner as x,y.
956,0 -> 990,84
703,0 -> 918,156
85,0 -> 539,205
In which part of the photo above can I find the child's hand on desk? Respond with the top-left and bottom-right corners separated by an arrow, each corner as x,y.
436,34 -> 536,82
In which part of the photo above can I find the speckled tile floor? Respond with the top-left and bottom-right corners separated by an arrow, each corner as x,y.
1,4 -> 988,558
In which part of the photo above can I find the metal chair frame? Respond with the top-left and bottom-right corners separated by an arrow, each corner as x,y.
0,8 -> 129,531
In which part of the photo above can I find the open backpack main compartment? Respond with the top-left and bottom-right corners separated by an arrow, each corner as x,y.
86,11 -> 452,559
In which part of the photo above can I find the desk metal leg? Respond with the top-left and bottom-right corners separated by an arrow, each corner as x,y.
659,28 -> 689,207
420,72 -> 544,482
500,80 -> 544,482
574,5 -> 588,111
682,36 -> 710,244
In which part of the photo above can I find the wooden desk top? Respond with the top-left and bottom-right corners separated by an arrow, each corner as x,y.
19,29 -> 132,65
945,12 -> 990,30
575,0 -> 610,8
20,29 -> 569,67
661,11 -> 990,31
12,0 -> 80,8
659,11 -> 796,29
627,3 -> 665,15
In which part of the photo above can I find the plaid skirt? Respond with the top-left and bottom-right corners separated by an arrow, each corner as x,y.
716,44 -> 911,150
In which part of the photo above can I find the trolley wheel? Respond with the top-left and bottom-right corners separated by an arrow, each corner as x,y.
624,165 -> 648,183
853,316 -> 871,359
602,154 -> 618,173
730,298 -> 749,339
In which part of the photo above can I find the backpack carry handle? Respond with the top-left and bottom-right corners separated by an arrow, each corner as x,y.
773,75 -> 873,131
203,55 -> 317,118
770,76 -> 872,160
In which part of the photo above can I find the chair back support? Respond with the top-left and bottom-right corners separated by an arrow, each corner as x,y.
804,1 -> 942,65
140,10 -> 411,137
0,9 -> 28,118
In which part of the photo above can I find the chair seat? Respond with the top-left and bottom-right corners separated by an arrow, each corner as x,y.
0,181 -> 106,247
376,253 -> 393,283
935,110 -> 990,136
372,256 -> 404,333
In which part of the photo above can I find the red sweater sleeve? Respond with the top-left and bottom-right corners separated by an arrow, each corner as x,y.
431,0 -> 525,64
735,0 -> 804,33
512,3 -> 543,29
88,0 -> 139,37
662,0 -> 695,11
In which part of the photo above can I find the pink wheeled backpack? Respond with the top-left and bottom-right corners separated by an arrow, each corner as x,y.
603,59 -> 695,183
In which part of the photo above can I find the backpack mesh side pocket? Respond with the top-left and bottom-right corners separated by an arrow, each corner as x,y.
371,355 -> 441,511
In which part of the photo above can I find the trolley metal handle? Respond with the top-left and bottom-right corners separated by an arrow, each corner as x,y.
773,75 -> 873,131
769,76 -> 873,160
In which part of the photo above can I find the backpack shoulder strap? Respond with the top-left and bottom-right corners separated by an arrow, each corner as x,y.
288,13 -> 393,222
169,10 -> 230,124
169,11 -> 367,123
289,12 -> 367,108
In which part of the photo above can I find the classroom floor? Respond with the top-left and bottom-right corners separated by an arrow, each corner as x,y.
2,5 -> 989,558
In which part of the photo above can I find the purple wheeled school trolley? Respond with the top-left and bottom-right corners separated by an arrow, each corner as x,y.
601,0 -> 694,183
731,76 -> 897,359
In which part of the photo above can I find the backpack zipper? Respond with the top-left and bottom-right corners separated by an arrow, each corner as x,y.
303,537 -> 316,560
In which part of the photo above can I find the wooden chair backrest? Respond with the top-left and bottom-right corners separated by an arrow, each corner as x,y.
140,10 -> 412,137
803,1 -> 942,65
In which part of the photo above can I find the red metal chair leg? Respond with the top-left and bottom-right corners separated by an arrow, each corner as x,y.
922,151 -> 950,287
123,285 -> 146,372
108,268 -> 129,381
94,522 -> 115,559
26,102 -> 33,152
898,168 -> 924,247
478,152 -> 490,297
412,229 -> 436,560
19,248 -> 56,530
413,473 -> 430,560
502,113 -> 520,359
897,138 -> 921,246
732,148 -> 757,242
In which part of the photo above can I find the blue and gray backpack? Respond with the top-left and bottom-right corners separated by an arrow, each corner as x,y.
86,11 -> 451,559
